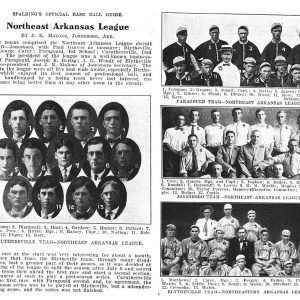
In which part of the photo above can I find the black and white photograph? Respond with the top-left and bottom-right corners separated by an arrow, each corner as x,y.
161,202 -> 300,277
162,106 -> 300,179
162,13 -> 300,87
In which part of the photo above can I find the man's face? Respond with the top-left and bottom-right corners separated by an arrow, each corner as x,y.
0,148 -> 15,176
188,136 -> 198,149
216,230 -> 224,239
237,259 -> 246,269
237,229 -> 246,240
55,146 -> 73,168
22,148 -> 43,175
190,227 -> 199,240
238,29 -> 248,42
101,184 -> 120,210
73,186 -> 91,213
212,164 -> 222,177
202,64 -> 213,75
189,111 -> 199,123
276,112 -> 286,125
224,208 -> 232,216
272,27 -> 282,40
166,227 -> 175,238
256,110 -> 266,122
251,131 -> 260,145
176,115 -> 185,127
261,231 -> 269,242
209,29 -> 219,42
39,109 -> 61,137
232,109 -> 242,122
282,234 -> 290,243
87,143 -> 106,173
71,109 -> 90,135
115,143 -> 134,172
8,110 -> 27,137
226,132 -> 235,145
177,33 -> 187,45
244,63 -> 255,74
260,66 -> 272,80
276,63 -> 287,74
174,62 -> 186,74
274,164 -> 284,178
221,51 -> 232,63
209,258 -> 218,268
248,213 -> 256,222
284,264 -> 293,275
103,110 -> 122,138
8,184 -> 28,211
38,187 -> 57,213
203,209 -> 211,219
211,111 -> 220,123
292,70 -> 300,83
288,140 -> 298,154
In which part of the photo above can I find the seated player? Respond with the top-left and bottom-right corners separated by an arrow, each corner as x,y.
228,254 -> 252,276
179,134 -> 215,177
253,62 -> 280,87
194,59 -> 222,86
165,56 -> 192,85
240,57 -> 258,86
199,254 -> 229,276
284,64 -> 300,88
271,56 -> 289,87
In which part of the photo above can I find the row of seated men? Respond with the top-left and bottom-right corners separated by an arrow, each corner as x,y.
163,24 -> 300,87
161,205 -> 300,276
0,135 -> 140,184
163,108 -> 300,178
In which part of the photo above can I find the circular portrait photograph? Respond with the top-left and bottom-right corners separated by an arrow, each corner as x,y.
97,176 -> 127,221
82,137 -> 112,185
19,138 -> 47,181
98,102 -> 129,146
3,100 -> 34,144
32,175 -> 64,219
46,133 -> 83,183
66,176 -> 97,220
0,138 -> 20,180
3,176 -> 33,219
66,101 -> 98,147
110,138 -> 141,182
34,100 -> 66,144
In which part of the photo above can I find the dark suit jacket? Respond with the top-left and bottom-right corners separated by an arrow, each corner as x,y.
98,206 -> 123,220
37,209 -> 61,219
50,164 -> 80,182
71,208 -> 95,220
216,145 -> 239,172
228,237 -> 255,268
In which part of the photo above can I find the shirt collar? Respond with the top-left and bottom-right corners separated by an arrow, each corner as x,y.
10,205 -> 28,218
59,164 -> 72,173
41,210 -> 55,219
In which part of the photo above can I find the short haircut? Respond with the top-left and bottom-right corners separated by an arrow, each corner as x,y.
115,139 -> 134,154
40,102 -> 61,115
70,102 -> 92,117
212,162 -> 222,169
277,110 -> 286,116
175,113 -> 185,121
70,177 -> 95,195
85,137 -> 110,154
288,138 -> 298,146
22,138 -> 46,157
188,133 -> 198,140
54,136 -> 75,153
237,226 -> 246,233
189,109 -> 199,116
39,176 -> 58,192
232,107 -> 242,116
7,102 -> 29,120
8,177 -> 29,193
255,109 -> 265,117
211,109 -> 219,115
102,102 -> 123,116
226,130 -> 235,136
238,25 -> 248,32
0,139 -> 17,159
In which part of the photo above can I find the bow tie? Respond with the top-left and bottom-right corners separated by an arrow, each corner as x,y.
107,137 -> 121,144
175,127 -> 184,131
76,212 -> 89,219
13,137 -> 24,143
223,63 -> 230,66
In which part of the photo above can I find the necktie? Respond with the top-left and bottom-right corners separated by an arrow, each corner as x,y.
63,168 -> 68,182
192,149 -> 198,173
106,211 -> 112,220
290,154 -> 294,176
228,148 -> 232,162
191,125 -> 195,134
76,212 -> 89,219
204,219 -> 208,236
107,137 -> 121,144
94,174 -> 98,181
